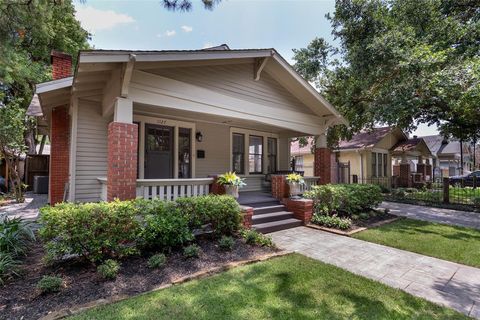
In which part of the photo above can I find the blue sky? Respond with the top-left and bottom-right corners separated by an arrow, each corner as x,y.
74,0 -> 437,136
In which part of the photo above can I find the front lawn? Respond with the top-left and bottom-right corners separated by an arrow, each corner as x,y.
353,218 -> 480,268
71,254 -> 466,320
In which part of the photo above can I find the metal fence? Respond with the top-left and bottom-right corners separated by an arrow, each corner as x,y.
349,176 -> 480,211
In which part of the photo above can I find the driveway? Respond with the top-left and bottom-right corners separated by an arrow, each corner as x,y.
271,227 -> 480,318
379,201 -> 480,230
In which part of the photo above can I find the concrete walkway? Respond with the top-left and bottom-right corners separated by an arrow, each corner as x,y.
271,227 -> 480,318
0,192 -> 47,222
379,201 -> 480,230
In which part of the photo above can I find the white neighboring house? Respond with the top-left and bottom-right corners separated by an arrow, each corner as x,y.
29,45 -> 346,204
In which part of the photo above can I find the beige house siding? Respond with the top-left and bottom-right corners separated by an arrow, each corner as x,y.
150,63 -> 314,116
337,151 -> 362,179
194,122 -> 230,178
74,101 -> 109,202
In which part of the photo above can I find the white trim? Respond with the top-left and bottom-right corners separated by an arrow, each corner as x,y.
133,114 -> 196,179
79,50 -> 274,64
36,77 -> 73,93
68,97 -> 78,202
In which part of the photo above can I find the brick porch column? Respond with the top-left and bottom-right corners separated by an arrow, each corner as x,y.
107,98 -> 138,201
271,175 -> 288,199
49,105 -> 70,204
314,133 -> 334,185
399,163 -> 411,187
285,198 -> 313,225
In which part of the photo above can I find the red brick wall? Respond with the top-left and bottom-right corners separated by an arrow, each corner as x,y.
271,175 -> 287,199
285,198 -> 313,225
209,175 -> 226,195
107,122 -> 138,201
399,163 -> 411,187
241,206 -> 254,229
314,148 -> 334,185
49,106 -> 70,204
51,51 -> 72,80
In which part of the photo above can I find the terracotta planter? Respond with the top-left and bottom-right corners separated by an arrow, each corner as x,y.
288,182 -> 302,198
224,185 -> 239,199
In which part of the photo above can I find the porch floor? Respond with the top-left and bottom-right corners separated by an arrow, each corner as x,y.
237,191 -> 277,207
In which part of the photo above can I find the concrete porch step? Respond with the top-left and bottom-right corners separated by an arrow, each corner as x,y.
247,201 -> 281,208
253,218 -> 303,234
252,211 -> 294,224
253,205 -> 287,215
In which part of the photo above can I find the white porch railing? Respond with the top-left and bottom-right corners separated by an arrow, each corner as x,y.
301,176 -> 320,193
136,178 -> 214,201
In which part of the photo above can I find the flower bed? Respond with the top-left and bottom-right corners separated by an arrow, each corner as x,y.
0,195 -> 278,319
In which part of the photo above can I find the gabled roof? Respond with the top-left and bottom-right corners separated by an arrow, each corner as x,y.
390,137 -> 432,157
337,126 -> 398,150
421,135 -> 446,155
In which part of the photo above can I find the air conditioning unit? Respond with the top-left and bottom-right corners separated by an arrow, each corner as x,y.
33,176 -> 49,194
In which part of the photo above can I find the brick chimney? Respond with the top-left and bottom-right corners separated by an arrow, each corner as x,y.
51,51 -> 72,80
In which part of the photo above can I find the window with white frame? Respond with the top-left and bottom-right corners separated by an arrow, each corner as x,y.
232,133 -> 245,174
295,156 -> 304,171
267,137 -> 277,174
249,135 -> 263,174
372,152 -> 377,177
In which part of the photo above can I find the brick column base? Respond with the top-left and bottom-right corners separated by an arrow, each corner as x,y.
399,163 -> 411,187
50,106 -> 70,205
209,175 -> 225,195
314,148 -> 334,185
271,175 -> 288,199
107,122 -> 138,201
241,206 -> 254,229
285,198 -> 313,225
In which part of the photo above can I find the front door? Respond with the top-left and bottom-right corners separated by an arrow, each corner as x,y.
145,124 -> 173,179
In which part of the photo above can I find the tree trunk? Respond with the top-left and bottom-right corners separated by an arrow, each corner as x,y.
4,156 -> 24,203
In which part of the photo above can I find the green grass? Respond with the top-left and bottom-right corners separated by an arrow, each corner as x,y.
353,218 -> 480,268
70,254 -> 467,320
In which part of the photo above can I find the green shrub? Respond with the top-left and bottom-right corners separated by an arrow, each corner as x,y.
183,244 -> 200,258
358,212 -> 370,220
391,188 -> 407,198
37,275 -> 63,293
304,184 -> 382,217
0,215 -> 35,257
218,236 -> 235,251
0,252 -> 20,285
473,197 -> 480,208
97,259 -> 120,279
311,214 -> 352,230
241,229 -> 274,247
175,195 -> 242,236
147,253 -> 167,269
39,200 -> 141,263
137,200 -> 194,252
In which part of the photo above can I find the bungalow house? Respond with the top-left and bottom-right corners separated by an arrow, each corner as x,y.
422,135 -> 474,177
28,46 -> 346,209
290,127 -> 433,188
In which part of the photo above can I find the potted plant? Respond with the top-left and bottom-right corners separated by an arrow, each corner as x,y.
217,171 -> 246,199
286,173 -> 304,198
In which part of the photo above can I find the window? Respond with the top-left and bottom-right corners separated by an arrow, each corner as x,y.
295,156 -> 304,172
383,154 -> 388,177
178,128 -> 191,178
377,153 -> 383,177
372,152 -> 377,177
232,133 -> 245,174
249,135 -> 263,174
267,137 -> 277,174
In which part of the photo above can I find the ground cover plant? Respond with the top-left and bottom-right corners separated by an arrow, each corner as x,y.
0,215 -> 35,284
304,184 -> 385,230
353,218 -> 480,268
70,253 -> 467,320
388,186 -> 480,209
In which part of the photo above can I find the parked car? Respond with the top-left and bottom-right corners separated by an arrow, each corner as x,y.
449,170 -> 480,187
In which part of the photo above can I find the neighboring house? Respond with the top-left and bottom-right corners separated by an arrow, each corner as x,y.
29,46 -> 346,204
336,127 -> 407,183
290,138 -> 314,176
422,135 -> 474,177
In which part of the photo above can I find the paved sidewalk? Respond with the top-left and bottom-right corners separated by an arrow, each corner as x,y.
379,201 -> 480,230
0,192 -> 47,222
271,227 -> 480,318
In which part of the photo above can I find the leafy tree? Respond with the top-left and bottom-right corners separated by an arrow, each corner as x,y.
0,0 -> 89,200
293,0 -> 480,145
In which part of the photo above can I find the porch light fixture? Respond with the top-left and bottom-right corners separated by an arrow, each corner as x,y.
196,131 -> 203,142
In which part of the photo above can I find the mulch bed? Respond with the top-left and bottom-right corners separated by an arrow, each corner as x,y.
0,237 -> 278,320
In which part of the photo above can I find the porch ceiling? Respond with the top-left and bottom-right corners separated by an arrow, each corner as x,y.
133,103 -> 306,137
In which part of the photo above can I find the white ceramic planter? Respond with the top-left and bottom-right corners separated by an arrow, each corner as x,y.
224,185 -> 239,199
288,182 -> 302,198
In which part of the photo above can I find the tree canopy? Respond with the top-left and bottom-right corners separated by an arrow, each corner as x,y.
293,0 -> 480,143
